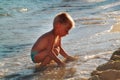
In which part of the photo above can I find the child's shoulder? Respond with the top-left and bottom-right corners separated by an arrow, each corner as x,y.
40,31 -> 54,39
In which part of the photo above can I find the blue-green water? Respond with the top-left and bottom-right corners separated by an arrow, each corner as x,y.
0,0 -> 120,79
0,0 -> 61,58
0,0 -> 120,58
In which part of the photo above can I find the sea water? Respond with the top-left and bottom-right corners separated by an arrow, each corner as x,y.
0,0 -> 120,80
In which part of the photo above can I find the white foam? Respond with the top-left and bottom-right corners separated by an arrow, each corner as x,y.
100,1 -> 120,9
0,62 -> 4,66
19,8 -> 28,12
86,0 -> 105,2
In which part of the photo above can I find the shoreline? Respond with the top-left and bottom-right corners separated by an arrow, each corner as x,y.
0,46 -> 116,80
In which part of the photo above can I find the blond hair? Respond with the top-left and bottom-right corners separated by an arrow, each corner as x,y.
53,12 -> 75,29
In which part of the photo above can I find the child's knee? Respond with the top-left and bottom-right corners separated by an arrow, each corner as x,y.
54,47 -> 60,56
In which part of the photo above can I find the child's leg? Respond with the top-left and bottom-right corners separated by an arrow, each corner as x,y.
34,50 -> 48,63
34,56 -> 51,72
34,48 -> 59,64
41,56 -> 52,66
54,47 -> 60,56
40,47 -> 60,66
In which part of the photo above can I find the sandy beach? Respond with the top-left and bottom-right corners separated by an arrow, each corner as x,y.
110,22 -> 120,32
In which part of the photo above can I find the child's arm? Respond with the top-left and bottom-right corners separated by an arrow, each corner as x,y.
59,39 -> 76,62
49,49 -> 65,66
59,38 -> 70,58
60,47 -> 76,62
59,46 -> 69,58
47,37 -> 65,66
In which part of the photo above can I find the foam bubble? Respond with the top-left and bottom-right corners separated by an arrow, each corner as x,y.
86,0 -> 105,2
0,62 -> 4,66
19,8 -> 28,12
84,55 -> 96,60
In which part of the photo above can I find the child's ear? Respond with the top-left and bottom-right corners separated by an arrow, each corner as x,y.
54,23 -> 62,34
55,23 -> 62,32
56,23 -> 61,28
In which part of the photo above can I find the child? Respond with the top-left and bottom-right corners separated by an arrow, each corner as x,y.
31,12 -> 76,67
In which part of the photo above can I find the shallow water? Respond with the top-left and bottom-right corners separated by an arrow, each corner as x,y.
0,0 -> 120,80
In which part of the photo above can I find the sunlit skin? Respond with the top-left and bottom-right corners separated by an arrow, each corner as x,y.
31,12 -> 76,67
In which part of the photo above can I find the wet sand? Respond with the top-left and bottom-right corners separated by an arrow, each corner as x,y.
110,22 -> 120,32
